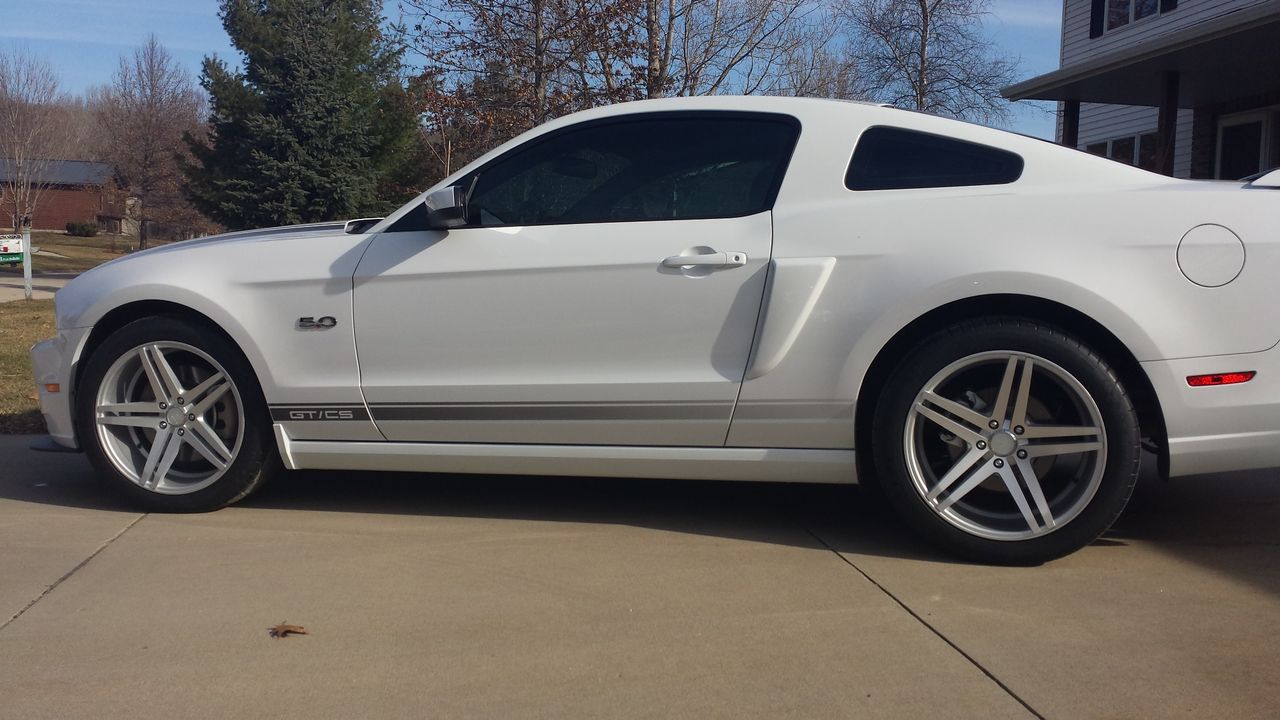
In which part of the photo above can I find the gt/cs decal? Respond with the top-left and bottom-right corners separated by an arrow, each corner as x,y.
297,315 -> 338,330
270,405 -> 370,422
290,409 -> 354,420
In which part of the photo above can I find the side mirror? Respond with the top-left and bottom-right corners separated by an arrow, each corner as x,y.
424,186 -> 468,229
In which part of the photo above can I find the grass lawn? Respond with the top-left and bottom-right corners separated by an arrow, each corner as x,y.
0,299 -> 55,434
0,231 -> 163,275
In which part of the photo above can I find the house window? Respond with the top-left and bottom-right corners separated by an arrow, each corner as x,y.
1084,132 -> 1160,171
1104,0 -> 1164,32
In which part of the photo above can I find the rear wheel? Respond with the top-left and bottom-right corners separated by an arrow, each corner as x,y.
873,319 -> 1141,564
77,316 -> 274,512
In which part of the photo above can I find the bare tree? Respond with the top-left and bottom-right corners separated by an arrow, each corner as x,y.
91,35 -> 204,248
0,48 -> 84,230
597,0 -> 822,98
399,0 -> 637,128
764,21 -> 867,99
837,0 -> 1017,125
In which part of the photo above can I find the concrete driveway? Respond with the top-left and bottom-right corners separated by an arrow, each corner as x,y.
1,433 -> 1277,719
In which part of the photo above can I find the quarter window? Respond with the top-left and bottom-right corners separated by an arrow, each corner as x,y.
845,127 -> 1024,191
462,114 -> 799,227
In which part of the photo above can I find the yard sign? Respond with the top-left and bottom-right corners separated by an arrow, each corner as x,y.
0,233 -> 21,267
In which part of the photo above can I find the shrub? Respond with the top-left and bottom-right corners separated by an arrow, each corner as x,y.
66,221 -> 99,237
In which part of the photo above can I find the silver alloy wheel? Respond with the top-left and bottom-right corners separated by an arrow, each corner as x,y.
903,351 -> 1107,541
93,341 -> 244,495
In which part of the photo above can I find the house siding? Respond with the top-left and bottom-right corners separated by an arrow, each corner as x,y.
1062,0 -> 1272,66
1058,0 -> 1267,177
1075,104 -> 1194,177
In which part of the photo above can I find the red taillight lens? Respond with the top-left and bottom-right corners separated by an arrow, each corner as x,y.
1187,371 -> 1256,387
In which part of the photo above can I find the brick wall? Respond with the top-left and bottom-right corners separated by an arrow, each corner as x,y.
31,185 -> 106,230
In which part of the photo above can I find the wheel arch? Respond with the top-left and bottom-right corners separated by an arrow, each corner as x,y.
72,299 -> 267,411
853,294 -> 1168,483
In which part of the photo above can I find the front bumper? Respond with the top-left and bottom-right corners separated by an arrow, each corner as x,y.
1143,341 -> 1280,477
30,327 -> 90,450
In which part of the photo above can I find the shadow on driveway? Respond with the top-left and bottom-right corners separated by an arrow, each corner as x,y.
5,443 -> 1279,585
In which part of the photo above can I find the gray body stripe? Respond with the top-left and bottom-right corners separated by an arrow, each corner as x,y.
371,403 -> 731,422
270,401 -> 851,423
731,402 -> 855,420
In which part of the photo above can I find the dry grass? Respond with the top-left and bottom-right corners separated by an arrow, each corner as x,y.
0,299 -> 56,433
0,231 -> 170,275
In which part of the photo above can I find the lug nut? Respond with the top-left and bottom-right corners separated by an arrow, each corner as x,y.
188,413 -> 196,421
976,440 -> 987,450
159,402 -> 167,410
177,428 -> 185,436
159,421 -> 168,429
1014,425 -> 1025,435
176,397 -> 184,405
994,459 -> 1005,468
1017,449 -> 1028,459
988,420 -> 999,429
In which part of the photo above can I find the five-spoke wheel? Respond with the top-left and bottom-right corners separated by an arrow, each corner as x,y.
93,341 -> 243,494
78,316 -> 274,511
875,320 -> 1140,564
905,352 -> 1106,541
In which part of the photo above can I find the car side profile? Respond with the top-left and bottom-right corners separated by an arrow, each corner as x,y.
31,96 -> 1280,564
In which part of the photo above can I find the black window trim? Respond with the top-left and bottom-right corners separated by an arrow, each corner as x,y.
844,125 -> 1026,192
388,110 -> 802,233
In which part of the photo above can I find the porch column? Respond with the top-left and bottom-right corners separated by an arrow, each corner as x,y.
1156,71 -> 1180,176
1062,100 -> 1080,148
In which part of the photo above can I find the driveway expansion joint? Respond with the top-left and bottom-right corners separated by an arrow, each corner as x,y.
0,513 -> 147,633
803,525 -> 1046,720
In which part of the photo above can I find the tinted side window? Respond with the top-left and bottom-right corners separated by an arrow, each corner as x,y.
845,127 -> 1023,191
465,114 -> 798,226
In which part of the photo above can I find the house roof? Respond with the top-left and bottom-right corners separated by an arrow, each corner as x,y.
1002,2 -> 1280,106
0,158 -> 116,187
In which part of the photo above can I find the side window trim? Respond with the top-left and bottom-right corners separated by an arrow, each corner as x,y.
388,110 -> 801,233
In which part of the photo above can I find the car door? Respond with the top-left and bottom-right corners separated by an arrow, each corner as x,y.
352,111 -> 800,446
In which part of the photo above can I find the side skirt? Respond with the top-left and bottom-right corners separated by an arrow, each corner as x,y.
273,424 -> 857,484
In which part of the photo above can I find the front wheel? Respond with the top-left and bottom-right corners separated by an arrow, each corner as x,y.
76,316 -> 275,512
873,319 -> 1141,564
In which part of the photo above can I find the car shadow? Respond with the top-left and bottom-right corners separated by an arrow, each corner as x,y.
5,443 -> 1279,581
242,466 -> 944,562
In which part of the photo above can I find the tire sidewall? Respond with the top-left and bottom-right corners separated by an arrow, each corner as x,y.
76,315 -> 273,512
873,319 -> 1141,565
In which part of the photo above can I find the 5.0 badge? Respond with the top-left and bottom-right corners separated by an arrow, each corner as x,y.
297,316 -> 337,330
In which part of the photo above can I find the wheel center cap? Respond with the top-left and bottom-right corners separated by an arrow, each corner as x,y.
165,407 -> 187,427
989,431 -> 1018,457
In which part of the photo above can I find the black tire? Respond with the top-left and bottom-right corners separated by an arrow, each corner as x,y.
872,318 -> 1141,565
76,315 -> 276,512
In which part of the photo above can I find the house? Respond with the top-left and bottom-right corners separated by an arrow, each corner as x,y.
0,159 -> 128,232
1003,0 -> 1280,180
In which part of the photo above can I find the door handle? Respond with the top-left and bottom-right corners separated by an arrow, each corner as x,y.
661,251 -> 748,268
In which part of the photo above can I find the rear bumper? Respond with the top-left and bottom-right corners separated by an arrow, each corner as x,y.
30,327 -> 89,450
1143,342 -> 1280,477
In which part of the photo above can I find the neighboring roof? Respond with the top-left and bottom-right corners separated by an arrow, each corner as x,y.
1002,2 -> 1280,106
0,158 -> 115,187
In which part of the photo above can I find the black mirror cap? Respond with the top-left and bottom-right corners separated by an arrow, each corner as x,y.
425,186 -> 469,229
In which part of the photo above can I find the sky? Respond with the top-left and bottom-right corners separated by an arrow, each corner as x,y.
0,0 -> 1063,139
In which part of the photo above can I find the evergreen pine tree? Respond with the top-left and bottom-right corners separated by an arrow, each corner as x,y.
183,0 -> 420,229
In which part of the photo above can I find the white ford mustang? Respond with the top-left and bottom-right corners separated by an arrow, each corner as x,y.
30,96 -> 1280,563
